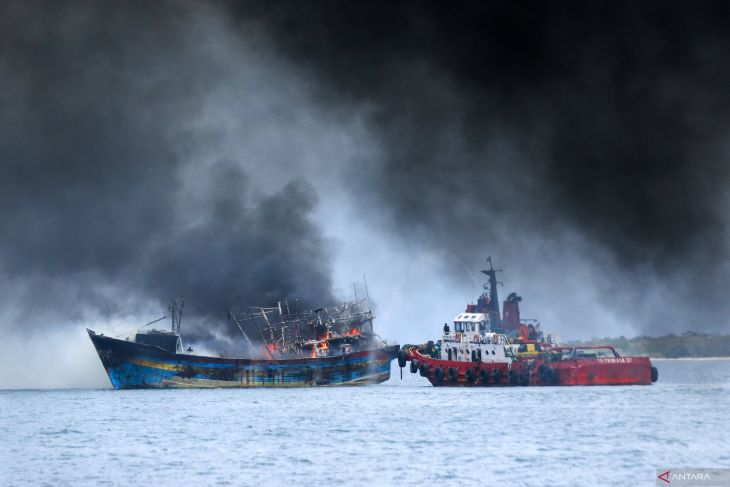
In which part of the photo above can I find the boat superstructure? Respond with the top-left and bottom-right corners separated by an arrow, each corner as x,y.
399,257 -> 658,386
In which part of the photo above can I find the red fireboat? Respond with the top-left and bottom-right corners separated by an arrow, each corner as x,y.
397,257 -> 658,387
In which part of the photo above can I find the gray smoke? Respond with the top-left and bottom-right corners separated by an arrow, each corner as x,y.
2,1 -> 730,388
0,2 -> 338,349
233,1 -> 730,335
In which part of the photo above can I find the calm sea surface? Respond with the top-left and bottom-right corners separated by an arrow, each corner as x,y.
1,360 -> 729,486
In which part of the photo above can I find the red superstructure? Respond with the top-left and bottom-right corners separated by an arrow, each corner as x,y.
397,257 -> 658,387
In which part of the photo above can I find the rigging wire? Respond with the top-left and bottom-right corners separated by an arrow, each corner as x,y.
114,315 -> 167,338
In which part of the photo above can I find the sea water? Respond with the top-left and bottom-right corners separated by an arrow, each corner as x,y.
1,359 -> 729,486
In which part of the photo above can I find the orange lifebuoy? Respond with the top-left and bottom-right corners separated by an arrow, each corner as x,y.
473,335 -> 480,344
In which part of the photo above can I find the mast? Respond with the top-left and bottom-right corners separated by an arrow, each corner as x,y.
480,256 -> 502,329
168,297 -> 184,335
248,309 -> 275,359
363,275 -> 373,334
228,310 -> 255,349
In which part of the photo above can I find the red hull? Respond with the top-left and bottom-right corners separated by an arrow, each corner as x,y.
408,350 -> 654,386
529,356 -> 653,386
408,350 -> 510,386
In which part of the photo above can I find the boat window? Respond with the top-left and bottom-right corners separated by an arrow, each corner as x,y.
576,347 -> 616,358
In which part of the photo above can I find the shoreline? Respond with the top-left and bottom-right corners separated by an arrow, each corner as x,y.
649,356 -> 730,361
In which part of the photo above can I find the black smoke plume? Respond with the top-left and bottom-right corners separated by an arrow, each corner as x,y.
2,0 -> 730,351
0,2 -> 335,346
232,1 -> 730,333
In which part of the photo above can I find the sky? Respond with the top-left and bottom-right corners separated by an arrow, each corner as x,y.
1,1 -> 730,387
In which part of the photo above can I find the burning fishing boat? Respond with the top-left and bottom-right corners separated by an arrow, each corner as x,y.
398,257 -> 658,386
88,297 -> 398,389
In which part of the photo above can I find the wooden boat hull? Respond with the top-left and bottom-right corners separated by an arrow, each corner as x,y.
88,329 -> 399,389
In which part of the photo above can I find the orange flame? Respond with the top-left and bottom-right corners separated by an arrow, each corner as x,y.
310,340 -> 328,358
343,327 -> 361,337
318,331 -> 334,341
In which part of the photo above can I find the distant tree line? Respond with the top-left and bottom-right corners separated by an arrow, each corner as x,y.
568,331 -> 730,358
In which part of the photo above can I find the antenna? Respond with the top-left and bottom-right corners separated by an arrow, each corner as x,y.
459,258 -> 478,290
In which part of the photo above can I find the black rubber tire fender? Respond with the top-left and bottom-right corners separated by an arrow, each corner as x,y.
548,368 -> 558,384
465,368 -> 476,383
447,367 -> 458,382
479,368 -> 490,384
651,366 -> 658,383
397,349 -> 408,368
410,360 -> 419,374
434,367 -> 444,382
419,363 -> 429,377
